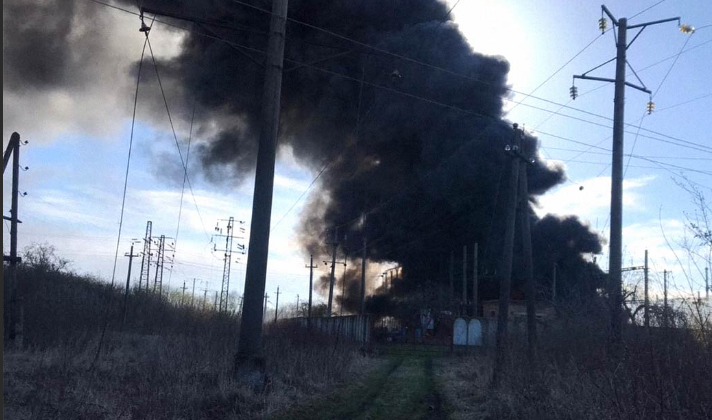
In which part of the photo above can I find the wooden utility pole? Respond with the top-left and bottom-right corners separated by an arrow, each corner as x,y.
519,157 -> 537,363
326,228 -> 339,316
236,0 -> 289,373
462,245 -> 467,316
573,5 -> 681,349
472,243 -> 478,317
644,250 -> 650,329
274,286 -> 280,323
306,255 -> 317,319
3,132 -> 23,347
493,123 -> 522,387
122,242 -> 141,330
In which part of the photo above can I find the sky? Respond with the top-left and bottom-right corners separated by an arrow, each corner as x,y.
3,0 -> 711,313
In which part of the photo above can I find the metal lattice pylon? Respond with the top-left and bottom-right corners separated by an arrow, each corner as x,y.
139,221 -> 152,291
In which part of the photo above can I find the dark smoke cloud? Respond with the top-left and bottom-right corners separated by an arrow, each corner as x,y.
4,0 -> 604,314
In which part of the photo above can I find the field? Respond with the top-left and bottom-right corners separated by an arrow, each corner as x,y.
4,250 -> 711,419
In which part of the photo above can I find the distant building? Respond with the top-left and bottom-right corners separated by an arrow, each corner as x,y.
482,299 -> 555,323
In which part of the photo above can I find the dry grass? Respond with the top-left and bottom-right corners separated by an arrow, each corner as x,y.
3,259 -> 376,419
434,320 -> 712,420
3,327 -> 376,420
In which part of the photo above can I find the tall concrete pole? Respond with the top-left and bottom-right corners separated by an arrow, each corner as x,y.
8,133 -> 22,347
552,263 -> 557,305
449,251 -> 454,311
236,0 -> 289,372
472,243 -> 478,317
608,17 -> 628,348
663,269 -> 668,328
462,245 -> 467,315
327,228 -> 338,316
191,278 -> 196,308
307,255 -> 316,318
493,124 -> 521,387
519,160 -> 537,363
644,250 -> 650,329
360,237 -> 367,315
122,243 -> 140,329
274,286 -> 280,323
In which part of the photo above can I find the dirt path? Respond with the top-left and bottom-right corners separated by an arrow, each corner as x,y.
273,354 -> 447,420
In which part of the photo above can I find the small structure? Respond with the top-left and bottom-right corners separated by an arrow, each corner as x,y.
453,317 -> 492,346
482,299 -> 555,322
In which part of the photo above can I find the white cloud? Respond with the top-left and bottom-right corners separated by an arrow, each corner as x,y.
535,174 -> 656,224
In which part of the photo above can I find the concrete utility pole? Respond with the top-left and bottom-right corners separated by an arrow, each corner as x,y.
644,250 -> 650,329
360,237 -> 367,315
340,250 -> 348,316
236,0 -> 289,373
191,278 -> 197,308
274,286 -> 280,323
519,157 -> 537,363
573,5 -> 681,349
122,242 -> 141,329
180,281 -> 188,306
462,245 -> 467,315
663,269 -> 669,328
449,251 -> 454,311
202,288 -> 208,312
139,221 -> 152,292
263,293 -> 269,321
326,228 -> 339,316
493,123 -> 522,387
472,243 -> 478,317
552,262 -> 557,305
3,132 -> 23,347
305,255 -> 317,319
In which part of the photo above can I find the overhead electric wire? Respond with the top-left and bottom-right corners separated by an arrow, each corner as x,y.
655,92 -> 712,113
629,0 -> 667,21
88,0 -> 712,260
167,96 -> 198,287
227,0 -> 712,154
92,20 -> 152,371
624,32 -> 694,178
89,0 -> 712,157
145,36 -> 211,242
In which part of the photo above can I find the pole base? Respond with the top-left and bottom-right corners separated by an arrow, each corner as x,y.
233,353 -> 268,389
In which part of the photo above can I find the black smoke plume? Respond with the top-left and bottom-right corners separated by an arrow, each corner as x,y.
4,0 -> 604,314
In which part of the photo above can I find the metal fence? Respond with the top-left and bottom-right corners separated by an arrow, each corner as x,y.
290,315 -> 371,344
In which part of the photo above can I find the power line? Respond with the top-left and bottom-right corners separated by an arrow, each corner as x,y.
90,0 -> 712,157
629,0 -> 667,21
167,96 -> 198,287
145,36 -> 211,242
226,0 -> 711,153
624,32 -> 694,178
